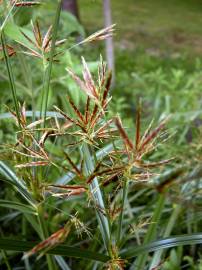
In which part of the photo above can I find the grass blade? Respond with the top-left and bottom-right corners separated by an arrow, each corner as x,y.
82,143 -> 110,252
117,179 -> 129,245
130,193 -> 165,269
149,205 -> 181,269
0,238 -> 110,262
0,161 -> 35,205
121,233 -> 202,258
0,199 -> 36,215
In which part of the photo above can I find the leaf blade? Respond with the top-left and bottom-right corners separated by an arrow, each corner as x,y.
0,238 -> 110,263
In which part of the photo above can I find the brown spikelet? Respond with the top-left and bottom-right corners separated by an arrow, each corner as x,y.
23,223 -> 71,259
54,106 -> 75,124
66,68 -> 93,98
81,56 -> 98,99
64,152 -> 83,178
11,1 -> 41,7
46,184 -> 87,197
42,25 -> 52,50
22,48 -> 41,58
90,104 -> 98,123
26,118 -> 47,129
89,110 -> 104,130
0,45 -> 16,58
17,21 -> 65,60
140,119 -> 167,151
20,30 -> 37,48
84,96 -> 90,123
95,118 -> 114,136
39,130 -> 52,147
115,117 -> 134,150
15,161 -> 49,168
86,161 -> 103,184
21,102 -> 26,126
48,184 -> 85,190
80,24 -> 115,44
32,20 -> 42,48
102,71 -> 112,106
67,96 -> 84,123
136,158 -> 175,169
135,106 -> 141,151
98,55 -> 106,87
16,140 -> 46,159
102,174 -> 119,187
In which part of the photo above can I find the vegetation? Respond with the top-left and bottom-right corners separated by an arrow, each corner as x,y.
0,1 -> 202,270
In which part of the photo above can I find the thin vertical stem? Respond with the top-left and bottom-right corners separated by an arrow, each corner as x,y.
1,31 -> 21,126
117,179 -> 128,245
1,250 -> 12,270
40,0 -> 62,126
37,204 -> 57,270
17,52 -> 35,119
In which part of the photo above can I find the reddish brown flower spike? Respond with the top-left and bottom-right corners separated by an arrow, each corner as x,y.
0,45 -> 16,59
115,117 -> 134,151
10,0 -> 41,7
23,224 -> 71,259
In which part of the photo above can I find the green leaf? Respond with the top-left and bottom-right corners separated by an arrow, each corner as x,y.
121,234 -> 202,259
4,22 -> 34,49
82,143 -> 110,251
60,11 -> 85,36
24,213 -> 42,238
0,199 -> 36,215
0,238 -> 110,263
0,161 -> 35,205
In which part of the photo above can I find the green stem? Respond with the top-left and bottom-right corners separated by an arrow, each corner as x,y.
37,204 -> 57,270
0,30 -> 21,126
1,250 -> 12,270
117,179 -> 128,246
40,0 -> 62,127
17,52 -> 35,119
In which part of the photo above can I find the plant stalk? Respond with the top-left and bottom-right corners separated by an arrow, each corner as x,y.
37,204 -> 57,270
117,178 -> 128,245
40,0 -> 62,126
0,30 -> 21,126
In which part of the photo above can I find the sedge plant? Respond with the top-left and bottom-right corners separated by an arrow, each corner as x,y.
0,1 -> 202,270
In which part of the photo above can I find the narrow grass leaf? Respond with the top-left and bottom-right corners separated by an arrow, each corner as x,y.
0,199 -> 36,215
0,238 -> 110,262
121,233 -> 202,259
0,161 -> 35,205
